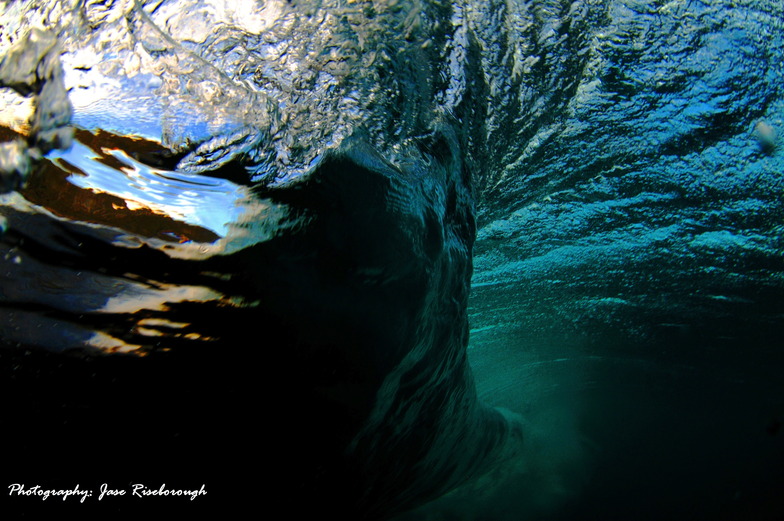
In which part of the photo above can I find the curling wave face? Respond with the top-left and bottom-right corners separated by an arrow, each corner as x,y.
0,2 -> 525,517
1,0 -> 784,519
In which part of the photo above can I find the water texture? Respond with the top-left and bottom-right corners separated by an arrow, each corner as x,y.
0,0 -> 782,519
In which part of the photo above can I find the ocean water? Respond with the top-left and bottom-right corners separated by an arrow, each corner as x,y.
0,0 -> 783,519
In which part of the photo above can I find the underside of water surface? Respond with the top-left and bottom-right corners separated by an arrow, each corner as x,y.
0,0 -> 783,519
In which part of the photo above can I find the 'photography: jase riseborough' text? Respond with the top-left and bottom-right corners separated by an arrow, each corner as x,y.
8,483 -> 207,502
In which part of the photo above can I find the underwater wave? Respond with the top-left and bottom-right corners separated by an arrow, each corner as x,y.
1,0 -> 783,519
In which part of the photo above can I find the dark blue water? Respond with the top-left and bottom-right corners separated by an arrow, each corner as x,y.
1,0 -> 783,519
